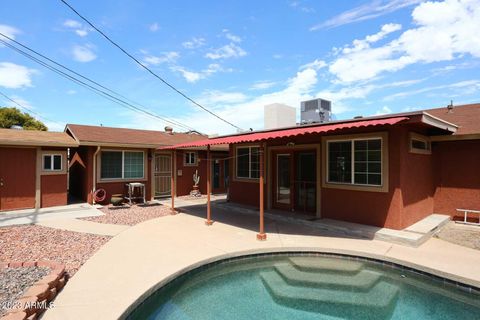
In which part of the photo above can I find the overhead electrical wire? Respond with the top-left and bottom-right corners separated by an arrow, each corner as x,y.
0,90 -> 65,127
59,0 -> 244,132
0,33 -> 197,132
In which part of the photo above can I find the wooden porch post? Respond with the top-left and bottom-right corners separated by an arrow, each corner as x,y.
257,142 -> 267,240
170,150 -> 176,214
205,144 -> 213,225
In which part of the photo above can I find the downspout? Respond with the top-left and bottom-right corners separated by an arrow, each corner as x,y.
92,146 -> 101,204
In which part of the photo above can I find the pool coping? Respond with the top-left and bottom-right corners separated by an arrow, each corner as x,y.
42,213 -> 480,320
121,248 -> 480,319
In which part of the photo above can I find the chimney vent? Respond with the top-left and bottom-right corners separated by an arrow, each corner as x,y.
164,126 -> 173,134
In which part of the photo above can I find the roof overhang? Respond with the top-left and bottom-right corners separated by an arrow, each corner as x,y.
0,140 -> 78,147
419,112 -> 458,133
160,116 -> 410,150
77,141 -> 161,149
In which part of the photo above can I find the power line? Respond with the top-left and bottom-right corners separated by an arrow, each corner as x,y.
0,34 -> 196,132
0,90 -> 64,127
0,33 -> 196,132
59,0 -> 243,131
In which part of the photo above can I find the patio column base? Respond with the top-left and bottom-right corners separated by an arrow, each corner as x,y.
256,233 -> 267,241
170,209 -> 178,215
205,220 -> 214,226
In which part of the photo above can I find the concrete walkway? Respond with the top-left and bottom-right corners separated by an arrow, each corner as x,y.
44,210 -> 480,320
0,203 -> 103,227
36,218 -> 129,236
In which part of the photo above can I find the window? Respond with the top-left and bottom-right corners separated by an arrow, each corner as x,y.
184,152 -> 197,166
327,138 -> 382,186
410,133 -> 431,154
100,151 -> 144,180
236,146 -> 260,179
43,154 -> 62,171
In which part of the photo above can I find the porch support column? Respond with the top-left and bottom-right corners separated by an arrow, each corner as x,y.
257,142 -> 267,241
205,144 -> 213,225
170,150 -> 176,214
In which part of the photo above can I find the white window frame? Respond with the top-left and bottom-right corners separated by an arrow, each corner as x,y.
235,146 -> 260,180
100,150 -> 145,180
326,137 -> 383,187
184,151 -> 197,166
409,132 -> 431,155
43,154 -> 62,171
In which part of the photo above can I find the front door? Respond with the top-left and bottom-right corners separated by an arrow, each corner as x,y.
0,147 -> 36,210
272,150 -> 317,214
154,153 -> 171,197
273,153 -> 293,210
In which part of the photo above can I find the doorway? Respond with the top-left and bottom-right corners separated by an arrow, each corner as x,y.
272,150 -> 316,214
154,153 -> 171,197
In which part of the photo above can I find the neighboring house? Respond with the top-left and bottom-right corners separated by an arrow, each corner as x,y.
0,128 -> 78,210
164,103 -> 480,230
65,124 -> 228,204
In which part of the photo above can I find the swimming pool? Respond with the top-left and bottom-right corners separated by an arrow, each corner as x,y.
127,253 -> 480,320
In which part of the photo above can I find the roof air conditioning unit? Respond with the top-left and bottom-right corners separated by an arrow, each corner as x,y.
300,98 -> 332,124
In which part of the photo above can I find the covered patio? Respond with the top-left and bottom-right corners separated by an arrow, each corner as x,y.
161,112 -> 456,240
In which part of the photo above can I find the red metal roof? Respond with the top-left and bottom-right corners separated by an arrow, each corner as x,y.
160,116 -> 409,149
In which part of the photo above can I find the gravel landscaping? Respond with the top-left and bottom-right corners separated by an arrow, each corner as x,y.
0,266 -> 50,316
0,225 -> 110,277
82,203 -> 172,226
435,222 -> 480,250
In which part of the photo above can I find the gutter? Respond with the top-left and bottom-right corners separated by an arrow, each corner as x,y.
92,146 -> 101,204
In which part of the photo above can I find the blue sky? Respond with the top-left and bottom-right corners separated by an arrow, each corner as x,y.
0,0 -> 479,134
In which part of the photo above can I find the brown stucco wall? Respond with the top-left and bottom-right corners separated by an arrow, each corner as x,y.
227,125 -> 441,230
0,147 -> 36,211
74,146 -> 153,205
433,140 -> 480,220
175,150 -> 228,196
41,174 -> 68,207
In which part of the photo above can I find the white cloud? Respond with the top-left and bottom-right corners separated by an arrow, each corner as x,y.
289,1 -> 315,13
300,59 -> 327,70
222,29 -> 242,43
342,23 -> 402,54
383,79 -> 480,100
0,24 -> 21,40
142,51 -> 179,66
171,63 -> 230,83
182,37 -> 206,49
72,45 -> 97,62
198,90 -> 248,104
171,68 -> 318,134
66,89 -> 77,95
311,0 -> 422,30
205,43 -> 246,60
329,0 -> 480,83
0,62 -> 36,89
63,19 -> 91,37
375,106 -> 392,115
149,22 -> 160,32
250,81 -> 277,90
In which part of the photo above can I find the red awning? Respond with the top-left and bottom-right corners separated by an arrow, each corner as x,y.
160,116 -> 409,149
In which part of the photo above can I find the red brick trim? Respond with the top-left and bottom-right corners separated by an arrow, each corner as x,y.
1,261 -> 68,320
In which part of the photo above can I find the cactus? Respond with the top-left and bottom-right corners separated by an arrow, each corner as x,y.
193,170 -> 200,187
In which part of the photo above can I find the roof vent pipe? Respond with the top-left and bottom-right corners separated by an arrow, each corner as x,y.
164,126 -> 173,134
447,100 -> 454,113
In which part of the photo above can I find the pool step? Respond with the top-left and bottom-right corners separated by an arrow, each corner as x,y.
288,257 -> 364,274
261,270 -> 399,320
274,263 -> 381,291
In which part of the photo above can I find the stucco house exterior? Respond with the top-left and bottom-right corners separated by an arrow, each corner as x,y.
0,128 -> 78,210
164,103 -> 480,233
65,124 -> 228,205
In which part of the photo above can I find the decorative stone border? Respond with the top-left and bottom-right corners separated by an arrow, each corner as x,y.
0,261 -> 67,320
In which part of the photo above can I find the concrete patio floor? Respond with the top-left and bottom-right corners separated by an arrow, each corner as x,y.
44,207 -> 480,320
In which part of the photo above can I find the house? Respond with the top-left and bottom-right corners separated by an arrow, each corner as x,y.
65,124 -> 229,204
163,103 -> 480,235
0,128 -> 78,210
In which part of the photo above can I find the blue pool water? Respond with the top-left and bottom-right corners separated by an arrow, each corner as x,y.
127,254 -> 480,320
